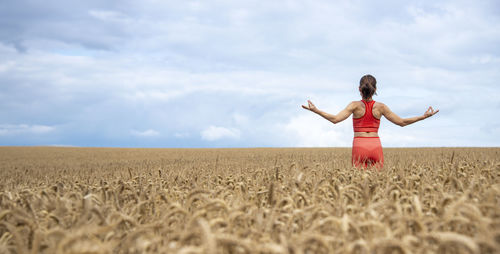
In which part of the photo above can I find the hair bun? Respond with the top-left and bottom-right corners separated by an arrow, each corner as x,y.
359,75 -> 377,99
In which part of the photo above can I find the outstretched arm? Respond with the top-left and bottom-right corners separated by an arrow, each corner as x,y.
381,104 -> 439,127
302,100 -> 354,124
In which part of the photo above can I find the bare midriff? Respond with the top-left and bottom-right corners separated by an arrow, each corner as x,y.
354,132 -> 379,137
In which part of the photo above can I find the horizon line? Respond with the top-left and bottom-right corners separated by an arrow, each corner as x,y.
0,145 -> 499,149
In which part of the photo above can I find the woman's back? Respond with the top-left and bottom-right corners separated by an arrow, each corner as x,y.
352,100 -> 383,119
301,74 -> 439,169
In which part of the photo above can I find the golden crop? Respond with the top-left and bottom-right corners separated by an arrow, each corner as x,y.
0,147 -> 498,253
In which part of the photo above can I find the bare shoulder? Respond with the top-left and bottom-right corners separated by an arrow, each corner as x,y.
350,100 -> 363,107
372,102 -> 388,118
350,100 -> 365,117
374,101 -> 388,111
348,101 -> 362,110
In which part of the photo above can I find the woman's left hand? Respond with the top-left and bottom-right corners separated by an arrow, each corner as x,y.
423,106 -> 439,118
302,100 -> 318,112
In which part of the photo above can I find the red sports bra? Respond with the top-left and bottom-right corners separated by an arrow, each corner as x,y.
353,100 -> 380,132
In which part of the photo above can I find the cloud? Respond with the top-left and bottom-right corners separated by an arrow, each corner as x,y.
88,10 -> 131,23
130,129 -> 159,137
232,113 -> 249,126
0,0 -> 498,147
201,126 -> 240,141
174,132 -> 190,138
0,124 -> 55,135
283,114 -> 352,147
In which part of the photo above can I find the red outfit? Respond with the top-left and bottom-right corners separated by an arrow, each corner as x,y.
352,137 -> 383,169
352,100 -> 383,169
353,100 -> 380,132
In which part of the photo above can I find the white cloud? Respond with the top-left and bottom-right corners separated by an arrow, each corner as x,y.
131,129 -> 159,137
0,124 -> 55,135
378,129 -> 419,147
174,132 -> 190,138
232,113 -> 249,126
470,55 -> 500,65
88,10 -> 131,23
284,114 -> 352,147
0,61 -> 15,72
201,126 -> 240,141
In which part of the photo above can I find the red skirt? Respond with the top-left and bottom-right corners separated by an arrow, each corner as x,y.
352,137 -> 384,169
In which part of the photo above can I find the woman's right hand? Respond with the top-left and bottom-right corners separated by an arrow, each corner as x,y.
302,100 -> 318,113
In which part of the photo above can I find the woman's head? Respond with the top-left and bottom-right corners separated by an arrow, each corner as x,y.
359,74 -> 377,100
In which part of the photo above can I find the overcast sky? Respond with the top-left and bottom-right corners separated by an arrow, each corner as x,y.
0,0 -> 499,148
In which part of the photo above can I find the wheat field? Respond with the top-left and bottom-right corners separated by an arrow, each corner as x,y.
0,147 -> 498,254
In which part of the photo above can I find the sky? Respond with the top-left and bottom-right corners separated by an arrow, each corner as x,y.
0,0 -> 499,148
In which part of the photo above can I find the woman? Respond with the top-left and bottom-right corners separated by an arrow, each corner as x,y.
302,74 -> 439,169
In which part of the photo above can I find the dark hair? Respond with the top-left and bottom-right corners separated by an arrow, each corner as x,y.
359,74 -> 377,99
